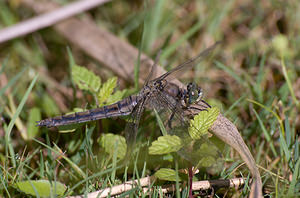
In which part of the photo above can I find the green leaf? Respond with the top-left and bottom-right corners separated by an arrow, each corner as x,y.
149,135 -> 182,155
154,168 -> 182,181
97,77 -> 117,106
27,107 -> 41,140
99,133 -> 127,160
14,180 -> 66,197
42,94 -> 60,117
197,156 -> 216,167
72,65 -> 101,93
195,143 -> 220,168
189,107 -> 219,140
106,90 -> 126,105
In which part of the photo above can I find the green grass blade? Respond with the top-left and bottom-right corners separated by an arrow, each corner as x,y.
247,98 -> 285,135
215,61 -> 245,85
0,167 -> 10,198
0,67 -> 26,98
281,58 -> 300,108
143,0 -> 165,52
33,139 -> 86,179
153,109 -> 167,136
254,54 -> 266,102
284,115 -> 291,148
295,135 -> 299,162
224,95 -> 246,116
287,158 -> 300,196
5,75 -> 38,168
175,159 -> 180,198
252,109 -> 277,156
134,2 -> 148,91
0,56 -> 9,75
207,0 -> 234,34
279,132 -> 290,163
160,20 -> 204,60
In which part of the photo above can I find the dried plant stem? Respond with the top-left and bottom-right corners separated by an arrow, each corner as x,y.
67,176 -> 247,198
0,0 -> 110,43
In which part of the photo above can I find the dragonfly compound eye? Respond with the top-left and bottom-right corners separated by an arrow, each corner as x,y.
197,87 -> 203,102
187,83 -> 201,104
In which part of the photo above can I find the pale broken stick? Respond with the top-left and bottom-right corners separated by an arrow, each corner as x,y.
67,176 -> 248,198
0,0 -> 111,43
20,1 -> 262,197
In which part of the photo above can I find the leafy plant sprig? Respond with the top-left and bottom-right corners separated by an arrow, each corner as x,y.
149,106 -> 220,181
71,65 -> 126,107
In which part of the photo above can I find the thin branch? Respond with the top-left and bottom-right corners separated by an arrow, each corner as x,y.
0,0 -> 111,43
67,176 -> 247,198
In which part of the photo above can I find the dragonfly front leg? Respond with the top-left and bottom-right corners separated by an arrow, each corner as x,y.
184,102 -> 211,119
167,110 -> 176,129
167,107 -> 187,130
199,99 -> 211,108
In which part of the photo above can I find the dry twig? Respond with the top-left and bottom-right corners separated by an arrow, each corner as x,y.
68,176 -> 248,198
0,0 -> 111,43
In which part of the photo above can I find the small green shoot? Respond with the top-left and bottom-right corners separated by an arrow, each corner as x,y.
97,77 -> 117,106
71,65 -> 125,107
72,64 -> 101,93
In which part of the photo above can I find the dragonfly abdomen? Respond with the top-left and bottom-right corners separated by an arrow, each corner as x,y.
37,95 -> 139,127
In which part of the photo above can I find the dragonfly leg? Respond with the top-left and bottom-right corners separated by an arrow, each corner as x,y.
167,108 -> 186,130
185,106 -> 207,118
184,99 -> 211,116
199,99 -> 211,108
167,111 -> 176,129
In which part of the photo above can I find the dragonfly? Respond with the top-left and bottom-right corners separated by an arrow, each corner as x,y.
37,42 -> 220,160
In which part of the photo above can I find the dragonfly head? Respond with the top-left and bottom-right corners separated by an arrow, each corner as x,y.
186,82 -> 203,104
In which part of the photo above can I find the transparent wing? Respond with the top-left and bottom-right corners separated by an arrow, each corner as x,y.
124,97 -> 147,157
155,41 -> 221,82
143,50 -> 162,86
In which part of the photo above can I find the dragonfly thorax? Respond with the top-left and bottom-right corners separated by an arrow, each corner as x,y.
152,79 -> 167,90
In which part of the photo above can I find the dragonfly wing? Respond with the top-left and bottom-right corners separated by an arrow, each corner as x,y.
143,50 -> 162,86
155,42 -> 220,82
124,97 -> 147,156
